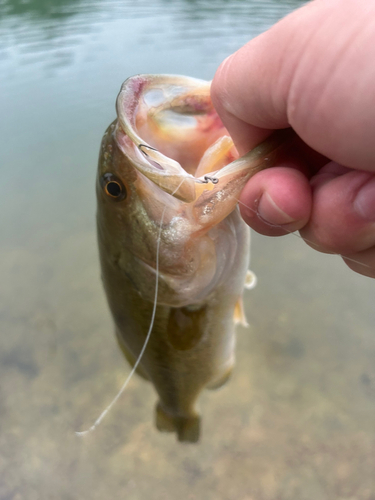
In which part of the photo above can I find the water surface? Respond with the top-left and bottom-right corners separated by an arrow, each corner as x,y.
1,1 -> 374,499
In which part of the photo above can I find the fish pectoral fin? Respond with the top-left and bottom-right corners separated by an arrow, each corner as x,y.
167,305 -> 207,351
206,365 -> 233,390
245,269 -> 257,290
234,296 -> 248,327
232,271 -> 256,328
155,403 -> 200,443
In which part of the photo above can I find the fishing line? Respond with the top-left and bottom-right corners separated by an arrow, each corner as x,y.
76,176 -> 371,436
236,198 -> 373,271
76,179 -> 187,437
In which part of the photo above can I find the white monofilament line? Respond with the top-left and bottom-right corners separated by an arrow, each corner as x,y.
76,181 -> 372,436
76,179 -> 186,437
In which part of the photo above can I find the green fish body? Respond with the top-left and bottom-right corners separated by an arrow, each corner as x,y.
97,74 -> 290,442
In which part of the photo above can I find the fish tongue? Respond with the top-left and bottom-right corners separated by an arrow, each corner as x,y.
192,128 -> 296,227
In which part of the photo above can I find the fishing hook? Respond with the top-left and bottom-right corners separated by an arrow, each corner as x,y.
196,175 -> 219,185
139,144 -> 219,185
138,143 -> 158,156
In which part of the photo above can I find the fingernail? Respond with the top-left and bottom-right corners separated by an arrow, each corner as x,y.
354,176 -> 375,221
257,192 -> 296,225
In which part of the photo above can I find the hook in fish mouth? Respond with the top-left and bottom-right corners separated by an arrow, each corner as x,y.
115,74 -> 295,212
202,176 -> 219,184
138,143 -> 158,154
115,73 -> 222,202
138,143 -> 219,185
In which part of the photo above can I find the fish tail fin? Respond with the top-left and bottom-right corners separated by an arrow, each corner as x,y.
155,403 -> 200,443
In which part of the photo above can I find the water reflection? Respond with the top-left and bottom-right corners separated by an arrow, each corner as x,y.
0,0 -> 306,21
0,0 -> 85,18
0,0 -> 306,69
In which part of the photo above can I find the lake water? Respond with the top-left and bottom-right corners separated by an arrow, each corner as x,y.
0,0 -> 374,499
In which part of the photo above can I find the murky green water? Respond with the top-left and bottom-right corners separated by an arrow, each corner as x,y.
1,0 -> 374,498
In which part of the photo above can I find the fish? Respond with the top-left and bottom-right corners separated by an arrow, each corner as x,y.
96,74 -> 293,442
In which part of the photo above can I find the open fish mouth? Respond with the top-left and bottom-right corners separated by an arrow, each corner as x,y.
115,74 -> 223,202
115,74 -> 294,219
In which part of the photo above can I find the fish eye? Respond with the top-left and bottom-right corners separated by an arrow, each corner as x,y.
100,173 -> 127,201
106,181 -> 121,197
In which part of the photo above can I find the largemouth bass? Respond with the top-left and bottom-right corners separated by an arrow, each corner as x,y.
96,74 -> 291,442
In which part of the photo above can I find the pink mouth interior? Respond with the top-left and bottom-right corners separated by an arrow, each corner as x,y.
134,87 -> 236,176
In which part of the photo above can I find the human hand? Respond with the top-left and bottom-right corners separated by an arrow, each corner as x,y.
211,0 -> 375,278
